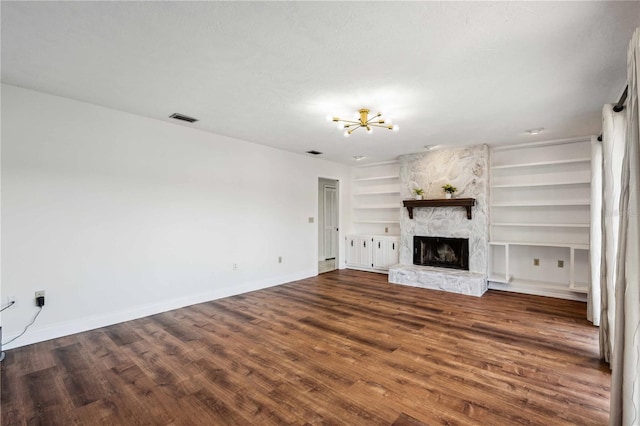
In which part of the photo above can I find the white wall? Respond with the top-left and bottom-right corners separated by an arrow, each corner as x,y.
1,84 -> 351,349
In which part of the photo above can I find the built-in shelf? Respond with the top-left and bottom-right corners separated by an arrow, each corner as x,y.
569,284 -> 589,294
354,160 -> 399,168
491,180 -> 590,189
352,220 -> 400,224
353,175 -> 399,182
490,241 -> 590,250
353,204 -> 401,209
489,138 -> 591,301
491,158 -> 590,170
488,275 -> 512,284
352,160 -> 401,236
403,198 -> 476,220
491,200 -> 590,207
353,190 -> 401,196
492,222 -> 589,228
493,278 -> 587,292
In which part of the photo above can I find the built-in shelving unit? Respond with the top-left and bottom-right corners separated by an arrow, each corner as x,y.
351,160 -> 401,235
489,137 -> 591,301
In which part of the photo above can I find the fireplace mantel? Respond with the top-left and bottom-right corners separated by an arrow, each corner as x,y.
403,198 -> 476,220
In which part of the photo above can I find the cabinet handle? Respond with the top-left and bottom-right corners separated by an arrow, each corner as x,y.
393,243 -> 395,250
363,241 -> 366,248
351,240 -> 354,247
378,242 -> 381,249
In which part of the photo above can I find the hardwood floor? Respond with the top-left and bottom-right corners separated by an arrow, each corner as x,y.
1,270 -> 610,425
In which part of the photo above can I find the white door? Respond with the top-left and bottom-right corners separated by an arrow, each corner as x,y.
323,185 -> 338,259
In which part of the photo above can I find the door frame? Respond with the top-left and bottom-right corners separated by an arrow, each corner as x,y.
317,177 -> 340,272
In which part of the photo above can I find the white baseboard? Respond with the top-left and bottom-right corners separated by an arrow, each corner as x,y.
3,269 -> 316,350
488,281 -> 588,302
345,265 -> 390,274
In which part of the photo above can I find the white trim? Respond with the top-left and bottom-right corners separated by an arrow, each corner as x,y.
3,269 -> 316,350
491,158 -> 590,169
354,160 -> 399,168
491,136 -> 592,151
491,180 -> 590,188
352,175 -> 399,182
488,281 -> 587,302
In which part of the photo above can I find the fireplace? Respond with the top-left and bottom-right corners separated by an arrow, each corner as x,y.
413,236 -> 469,270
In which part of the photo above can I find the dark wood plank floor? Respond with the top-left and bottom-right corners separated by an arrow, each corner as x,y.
1,270 -> 610,425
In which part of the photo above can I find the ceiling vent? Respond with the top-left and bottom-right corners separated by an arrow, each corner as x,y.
306,150 -> 323,155
169,113 -> 199,123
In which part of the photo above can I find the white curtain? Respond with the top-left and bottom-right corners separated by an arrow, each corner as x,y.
609,27 -> 640,426
589,136 -> 602,326
600,103 -> 627,362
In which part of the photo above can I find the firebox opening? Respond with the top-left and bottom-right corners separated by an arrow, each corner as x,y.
413,236 -> 469,271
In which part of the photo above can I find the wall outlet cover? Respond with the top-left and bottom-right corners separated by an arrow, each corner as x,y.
533,258 -> 540,266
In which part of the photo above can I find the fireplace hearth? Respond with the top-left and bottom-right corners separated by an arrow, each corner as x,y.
413,236 -> 469,271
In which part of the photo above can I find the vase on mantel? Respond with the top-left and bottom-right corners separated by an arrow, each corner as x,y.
415,195 -> 423,200
445,193 -> 452,199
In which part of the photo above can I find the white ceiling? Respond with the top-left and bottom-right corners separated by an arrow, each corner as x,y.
2,2 -> 638,164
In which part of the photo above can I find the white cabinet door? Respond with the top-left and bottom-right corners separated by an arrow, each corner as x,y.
386,238 -> 399,266
345,236 -> 358,266
358,237 -> 373,268
346,235 -> 396,271
373,238 -> 387,269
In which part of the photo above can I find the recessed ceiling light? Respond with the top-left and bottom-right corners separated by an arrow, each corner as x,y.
353,156 -> 365,161
424,145 -> 433,150
525,128 -> 544,135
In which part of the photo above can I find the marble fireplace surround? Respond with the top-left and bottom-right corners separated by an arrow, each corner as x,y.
389,145 -> 490,297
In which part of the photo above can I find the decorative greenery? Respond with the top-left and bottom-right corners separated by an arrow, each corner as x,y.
414,188 -> 425,195
442,184 -> 457,194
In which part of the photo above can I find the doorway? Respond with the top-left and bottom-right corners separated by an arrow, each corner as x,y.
318,178 -> 339,274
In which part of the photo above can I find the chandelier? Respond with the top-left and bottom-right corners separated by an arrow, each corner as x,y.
332,109 -> 399,137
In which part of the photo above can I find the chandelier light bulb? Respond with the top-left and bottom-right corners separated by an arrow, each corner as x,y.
329,108 -> 399,136
392,125 -> 400,132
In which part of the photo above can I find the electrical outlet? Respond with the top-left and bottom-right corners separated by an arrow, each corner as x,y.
385,227 -> 389,233
533,258 -> 540,266
233,263 -> 238,270
35,290 -> 45,307
278,256 -> 282,263
308,217 -> 314,223
558,260 -> 564,268
6,296 -> 16,307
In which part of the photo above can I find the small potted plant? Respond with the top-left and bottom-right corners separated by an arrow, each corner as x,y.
442,184 -> 457,199
414,188 -> 425,200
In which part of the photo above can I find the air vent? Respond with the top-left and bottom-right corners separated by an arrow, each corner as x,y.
306,150 -> 323,155
169,113 -> 199,123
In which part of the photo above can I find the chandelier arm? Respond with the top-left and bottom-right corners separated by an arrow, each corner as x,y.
369,123 -> 393,128
338,119 -> 360,124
